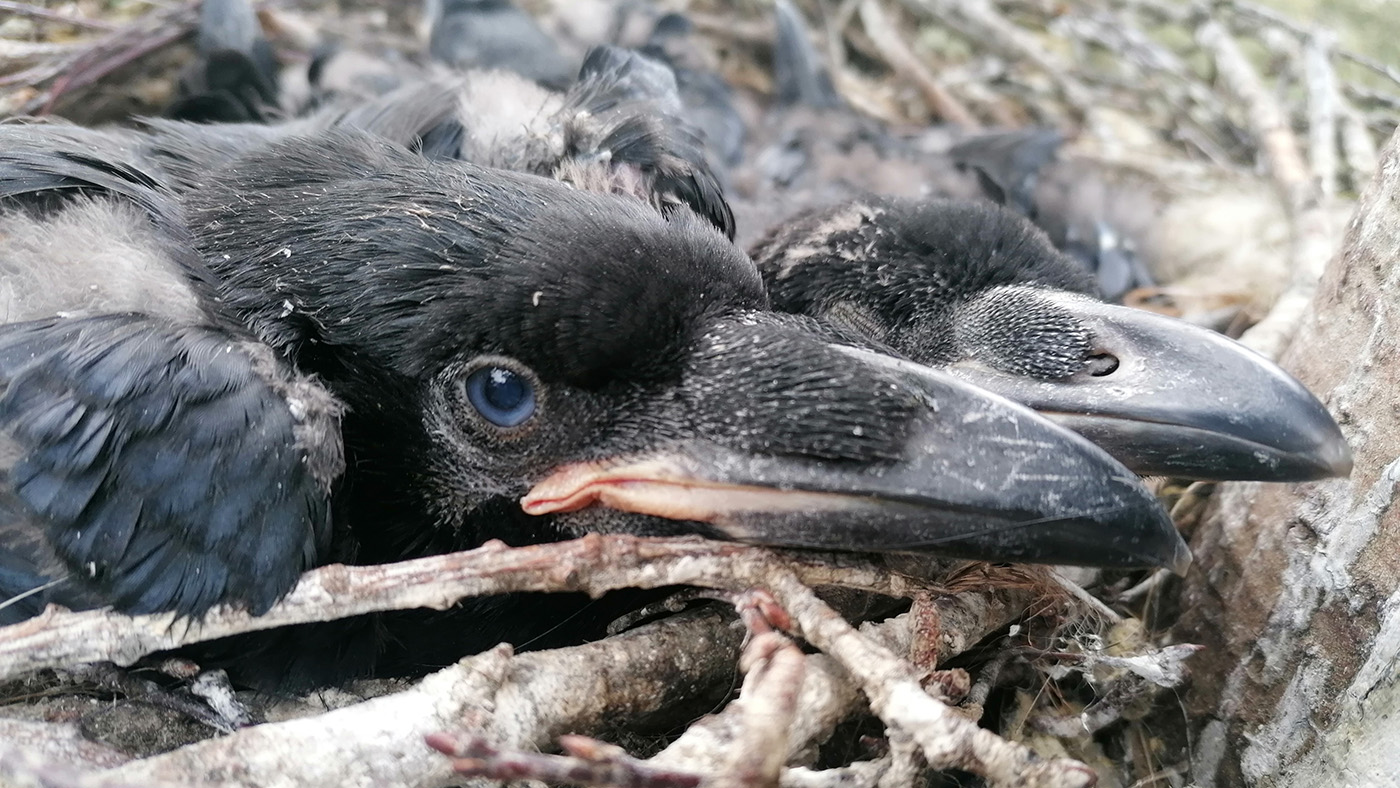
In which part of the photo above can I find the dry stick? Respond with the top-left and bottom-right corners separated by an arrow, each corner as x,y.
112,556 -> 1049,788
781,760 -> 890,788
1196,18 -> 1331,360
1336,49 -> 1400,89
899,0 -> 1095,116
4,2 -> 198,114
856,0 -> 980,128
713,629 -> 807,788
1337,97 -> 1380,186
650,651 -> 863,777
0,536 -> 926,681
427,733 -> 705,788
428,734 -> 894,788
0,1 -> 119,31
0,744 -> 156,788
876,730 -> 924,788
1225,0 -> 1400,89
686,14 -> 774,47
0,39 -> 83,64
109,610 -> 744,788
1048,570 -> 1122,625
825,0 -> 862,75
37,16 -> 195,114
1345,83 -> 1400,112
1304,31 -> 1340,200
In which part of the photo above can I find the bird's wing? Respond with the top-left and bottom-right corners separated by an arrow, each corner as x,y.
0,314 -> 344,622
564,45 -> 735,239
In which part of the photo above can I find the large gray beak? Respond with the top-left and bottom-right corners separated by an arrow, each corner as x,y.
525,347 -> 1189,573
948,294 -> 1352,481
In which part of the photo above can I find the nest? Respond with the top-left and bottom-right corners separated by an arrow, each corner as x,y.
1,2 -> 1396,787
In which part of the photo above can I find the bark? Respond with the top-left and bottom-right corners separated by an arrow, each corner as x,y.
1175,126 -> 1400,786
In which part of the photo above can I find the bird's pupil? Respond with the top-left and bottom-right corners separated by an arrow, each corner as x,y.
485,368 -> 526,409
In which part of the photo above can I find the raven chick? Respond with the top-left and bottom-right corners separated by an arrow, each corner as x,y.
754,195 -> 1352,482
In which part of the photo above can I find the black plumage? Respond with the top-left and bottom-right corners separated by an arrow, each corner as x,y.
0,123 -> 1185,688
638,12 -> 747,169
167,0 -> 280,123
0,316 -> 339,619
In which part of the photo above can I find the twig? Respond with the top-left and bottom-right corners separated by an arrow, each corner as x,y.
1196,19 -> 1310,195
686,14 -> 774,46
1344,83 -> 1400,112
37,17 -> 195,114
1336,49 -> 1400,90
1,2 -> 199,114
428,733 -> 704,788
764,572 -> 1096,788
875,729 -> 924,788
0,1 -> 119,31
0,40 -> 83,64
1049,570 -> 1123,625
824,0 -> 862,75
781,760 -> 889,788
108,609 -> 744,787
652,587 -> 1030,776
713,597 -> 807,788
1116,569 -> 1171,605
650,648 -> 864,777
856,0 -> 980,128
0,721 -> 131,773
964,647 -> 1014,713
0,536 -> 930,681
1049,10 -> 1188,78
0,743 -> 151,788
898,0 -> 1095,116
1304,31 -> 1340,199
1337,96 -> 1379,187
1197,17 -> 1334,360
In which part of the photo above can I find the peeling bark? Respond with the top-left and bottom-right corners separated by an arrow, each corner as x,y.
1175,127 -> 1400,786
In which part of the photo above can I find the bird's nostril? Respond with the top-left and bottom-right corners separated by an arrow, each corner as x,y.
1085,353 -> 1120,377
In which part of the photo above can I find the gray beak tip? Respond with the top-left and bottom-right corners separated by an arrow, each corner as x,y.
1165,537 -> 1193,576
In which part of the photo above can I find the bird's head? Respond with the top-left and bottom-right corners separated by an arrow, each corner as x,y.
185,132 -> 1186,570
755,196 -> 1351,481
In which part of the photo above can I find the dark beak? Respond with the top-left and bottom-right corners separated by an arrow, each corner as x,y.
525,347 -> 1189,573
948,294 -> 1352,481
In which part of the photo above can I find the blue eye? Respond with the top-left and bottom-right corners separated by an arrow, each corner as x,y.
464,366 -> 536,427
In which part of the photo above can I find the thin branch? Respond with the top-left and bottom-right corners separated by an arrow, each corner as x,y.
1304,31 -> 1340,199
108,609 -> 744,787
0,1 -> 119,31
713,604 -> 807,788
1197,17 -> 1334,360
899,0 -> 1095,116
1337,96 -> 1380,185
652,587 -> 1030,776
0,536 -> 931,681
428,733 -> 704,788
857,0 -> 980,128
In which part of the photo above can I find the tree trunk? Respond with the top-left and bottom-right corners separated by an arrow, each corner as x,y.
1176,126 -> 1400,786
